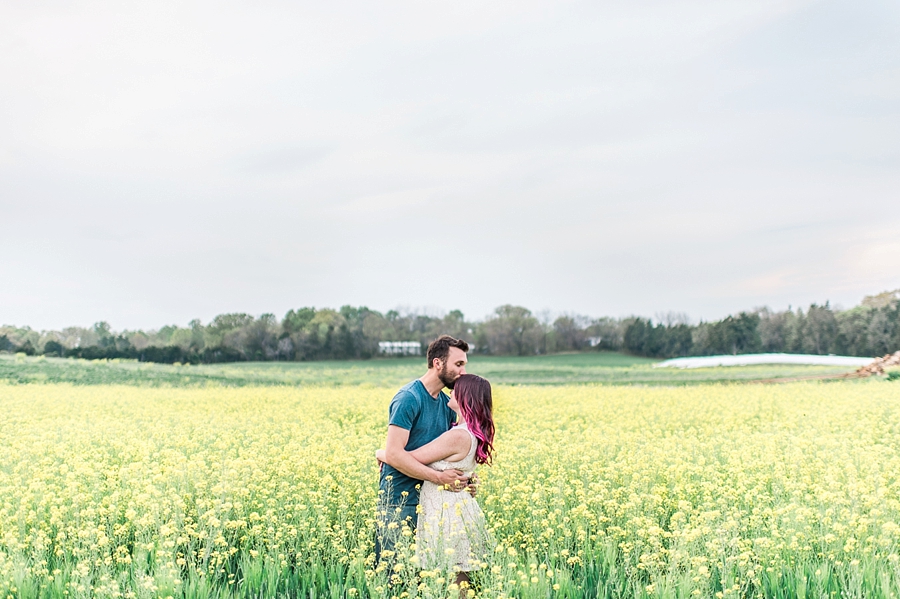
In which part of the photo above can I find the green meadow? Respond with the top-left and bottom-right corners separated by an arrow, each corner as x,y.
0,351 -> 862,387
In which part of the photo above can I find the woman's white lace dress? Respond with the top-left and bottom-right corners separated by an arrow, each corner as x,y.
417,422 -> 492,571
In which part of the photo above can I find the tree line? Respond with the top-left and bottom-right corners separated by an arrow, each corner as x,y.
621,290 -> 900,358
1,290 -> 897,363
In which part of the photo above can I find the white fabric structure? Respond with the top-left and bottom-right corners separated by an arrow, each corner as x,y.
654,353 -> 873,369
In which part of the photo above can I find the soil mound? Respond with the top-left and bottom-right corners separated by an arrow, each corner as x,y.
856,351 -> 900,377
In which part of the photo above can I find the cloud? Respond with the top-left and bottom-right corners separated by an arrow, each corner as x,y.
238,147 -> 330,174
1,0 -> 899,329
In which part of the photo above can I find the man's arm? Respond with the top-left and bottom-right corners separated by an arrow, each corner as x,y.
383,425 -> 468,487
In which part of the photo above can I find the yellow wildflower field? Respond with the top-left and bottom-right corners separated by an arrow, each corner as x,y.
1,382 -> 900,598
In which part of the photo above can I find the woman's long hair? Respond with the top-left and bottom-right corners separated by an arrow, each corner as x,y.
454,374 -> 495,465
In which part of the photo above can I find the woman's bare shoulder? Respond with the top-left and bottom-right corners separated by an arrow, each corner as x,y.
440,427 -> 472,448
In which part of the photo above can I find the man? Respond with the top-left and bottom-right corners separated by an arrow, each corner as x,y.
376,334 -> 472,562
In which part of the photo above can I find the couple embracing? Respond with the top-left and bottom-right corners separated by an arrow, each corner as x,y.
375,335 -> 495,590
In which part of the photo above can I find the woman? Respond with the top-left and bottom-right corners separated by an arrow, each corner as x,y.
376,374 -> 495,589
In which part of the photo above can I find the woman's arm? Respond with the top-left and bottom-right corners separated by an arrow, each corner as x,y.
375,428 -> 471,468
410,428 -> 471,465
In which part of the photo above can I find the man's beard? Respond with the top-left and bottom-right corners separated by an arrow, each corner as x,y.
438,365 -> 458,389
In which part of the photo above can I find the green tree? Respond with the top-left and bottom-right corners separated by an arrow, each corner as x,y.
478,305 -> 543,355
553,316 -> 586,352
694,313 -> 761,355
283,308 -> 316,335
834,307 -> 871,356
42,340 -> 64,356
867,308 -> 897,356
93,322 -> 115,349
801,303 -> 837,354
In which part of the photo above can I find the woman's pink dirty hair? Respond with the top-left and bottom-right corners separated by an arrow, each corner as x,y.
454,374 -> 495,465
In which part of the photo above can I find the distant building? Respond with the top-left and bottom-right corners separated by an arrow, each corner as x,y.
378,341 -> 422,356
588,336 -> 603,347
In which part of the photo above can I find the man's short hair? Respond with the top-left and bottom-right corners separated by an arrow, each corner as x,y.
426,335 -> 469,368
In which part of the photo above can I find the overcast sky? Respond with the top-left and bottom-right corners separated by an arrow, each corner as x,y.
2,0 -> 899,331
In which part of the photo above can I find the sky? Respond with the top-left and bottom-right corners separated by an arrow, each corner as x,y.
2,0 -> 899,331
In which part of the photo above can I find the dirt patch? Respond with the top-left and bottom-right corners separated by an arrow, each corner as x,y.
855,351 -> 900,377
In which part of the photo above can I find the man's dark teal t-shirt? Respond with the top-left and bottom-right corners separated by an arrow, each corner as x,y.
379,380 -> 456,507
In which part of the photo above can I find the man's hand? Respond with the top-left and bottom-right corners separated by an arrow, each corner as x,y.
375,449 -> 386,465
465,473 -> 479,498
434,468 -> 468,491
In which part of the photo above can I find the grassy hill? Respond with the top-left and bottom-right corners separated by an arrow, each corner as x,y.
0,351 -> 870,387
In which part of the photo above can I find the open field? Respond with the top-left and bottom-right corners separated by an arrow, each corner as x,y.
2,378 -> 900,599
0,352 -> 865,387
